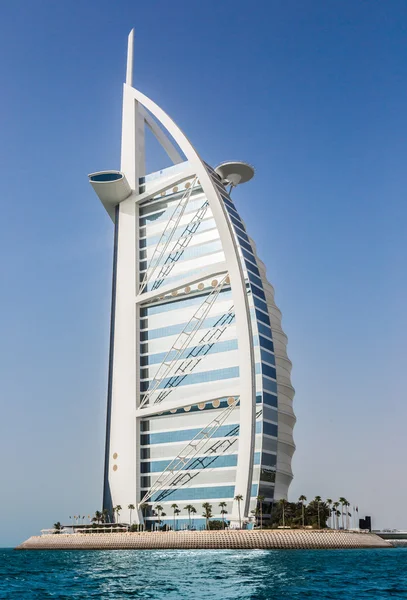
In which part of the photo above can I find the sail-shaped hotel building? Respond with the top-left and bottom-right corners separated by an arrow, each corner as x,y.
89,31 -> 296,528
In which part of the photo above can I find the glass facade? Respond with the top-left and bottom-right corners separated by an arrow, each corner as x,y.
134,166 -> 280,525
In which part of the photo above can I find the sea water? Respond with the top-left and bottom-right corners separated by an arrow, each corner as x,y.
0,547 -> 406,599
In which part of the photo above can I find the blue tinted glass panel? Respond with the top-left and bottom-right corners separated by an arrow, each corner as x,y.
257,322 -> 272,338
253,295 -> 268,313
141,422 -> 240,446
142,338 -> 238,366
141,289 -> 232,317
263,421 -> 278,437
150,485 -> 235,502
263,405 -> 278,422
260,348 -> 275,366
259,335 -> 274,352
140,366 -> 239,392
236,236 -> 253,253
142,452 -> 261,474
245,260 -> 260,278
230,215 -> 246,232
255,309 -> 271,326
241,247 -> 256,264
221,195 -> 236,211
262,363 -> 276,380
141,453 -> 242,473
141,313 -> 236,340
248,270 -> 264,289
263,391 -> 278,408
261,452 -> 277,466
251,283 -> 266,301
263,377 -> 278,394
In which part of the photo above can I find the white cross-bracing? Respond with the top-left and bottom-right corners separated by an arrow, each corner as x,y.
151,199 -> 209,290
138,176 -> 198,294
138,396 -> 239,506
150,408 -> 264,502
139,273 -> 230,408
152,304 -> 235,405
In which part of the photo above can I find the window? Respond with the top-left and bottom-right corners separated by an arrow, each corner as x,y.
259,335 -> 274,353
248,270 -> 264,289
253,295 -> 268,313
263,422 -> 278,438
141,338 -> 239,367
260,348 -> 275,366
141,453 -> 241,474
262,363 -> 276,380
150,485 -> 236,503
257,322 -> 272,339
255,309 -> 270,326
250,283 -> 266,301
263,405 -> 278,423
263,391 -> 277,409
263,377 -> 278,394
141,422 -> 240,446
245,259 -> 261,277
230,214 -> 246,233
241,247 -> 256,264
236,236 -> 253,253
140,366 -> 239,393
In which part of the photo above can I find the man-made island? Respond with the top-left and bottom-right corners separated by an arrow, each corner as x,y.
16,529 -> 391,550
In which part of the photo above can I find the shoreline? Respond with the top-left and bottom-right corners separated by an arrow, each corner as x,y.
16,529 -> 392,551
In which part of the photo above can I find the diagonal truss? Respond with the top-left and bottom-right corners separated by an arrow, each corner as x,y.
138,176 -> 198,294
138,396 -> 240,506
152,408 -> 263,503
139,273 -> 230,408
152,304 -> 235,405
151,198 -> 209,291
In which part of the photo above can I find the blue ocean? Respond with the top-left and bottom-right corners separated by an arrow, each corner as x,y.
0,547 -> 405,599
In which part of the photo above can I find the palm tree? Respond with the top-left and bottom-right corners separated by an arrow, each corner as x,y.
184,504 -> 195,530
174,508 -> 181,530
93,510 -> 102,524
202,502 -> 213,530
114,505 -> 122,524
339,498 -> 347,529
279,499 -> 288,527
315,496 -> 322,529
234,494 -> 243,529
139,503 -> 148,528
190,506 -> 197,529
298,495 -> 307,527
171,504 -> 179,530
219,502 -> 228,529
333,502 -> 340,529
154,504 -> 163,527
102,508 -> 109,523
257,495 -> 265,529
326,499 -> 333,528
53,521 -> 62,534
128,504 -> 135,525
345,502 -> 351,529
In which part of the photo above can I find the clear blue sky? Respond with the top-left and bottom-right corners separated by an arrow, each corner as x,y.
1,0 -> 406,546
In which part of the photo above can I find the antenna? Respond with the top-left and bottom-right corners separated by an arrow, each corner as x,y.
126,29 -> 134,86
214,161 -> 255,195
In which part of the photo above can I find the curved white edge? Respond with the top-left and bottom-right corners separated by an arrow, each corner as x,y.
127,84 -> 257,521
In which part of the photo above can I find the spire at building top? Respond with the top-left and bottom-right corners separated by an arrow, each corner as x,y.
126,29 -> 134,86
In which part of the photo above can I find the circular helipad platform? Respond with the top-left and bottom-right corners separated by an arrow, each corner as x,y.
214,161 -> 255,187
